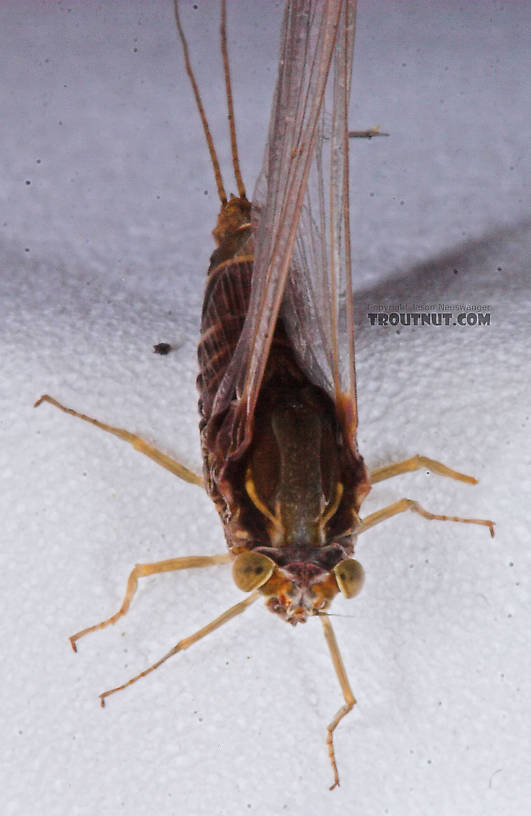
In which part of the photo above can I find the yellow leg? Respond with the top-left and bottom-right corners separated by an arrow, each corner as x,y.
70,554 -> 232,651
320,614 -> 356,790
370,455 -> 478,486
358,498 -> 495,537
34,394 -> 203,487
349,126 -> 389,138
99,590 -> 260,707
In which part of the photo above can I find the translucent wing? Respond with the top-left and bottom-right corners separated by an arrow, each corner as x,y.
212,0 -> 358,457
281,0 -> 358,446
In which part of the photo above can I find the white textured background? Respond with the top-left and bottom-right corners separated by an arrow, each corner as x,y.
2,1 -> 530,815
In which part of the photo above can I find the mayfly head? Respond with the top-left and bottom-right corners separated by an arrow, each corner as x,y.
232,549 -> 365,625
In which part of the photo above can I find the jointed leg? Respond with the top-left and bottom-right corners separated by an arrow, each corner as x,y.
34,394 -> 203,487
370,455 -> 478,486
349,126 -> 389,138
358,498 -> 495,537
320,614 -> 356,791
70,554 -> 232,651
99,590 -> 260,707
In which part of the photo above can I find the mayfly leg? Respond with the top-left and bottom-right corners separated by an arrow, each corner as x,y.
34,394 -> 203,486
349,126 -> 389,138
320,614 -> 356,791
370,454 -> 480,486
32,396 -> 226,651
98,590 -> 260,708
358,498 -> 495,538
69,554 -> 232,652
364,454 -> 495,536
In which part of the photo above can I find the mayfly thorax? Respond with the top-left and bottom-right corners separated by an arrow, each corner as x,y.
35,0 -> 494,790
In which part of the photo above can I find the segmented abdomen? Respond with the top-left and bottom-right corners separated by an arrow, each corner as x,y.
197,257 -> 253,427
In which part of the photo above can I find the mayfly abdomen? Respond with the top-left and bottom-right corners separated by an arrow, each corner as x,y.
197,229 -> 365,583
197,195 -> 254,421
197,256 -> 253,422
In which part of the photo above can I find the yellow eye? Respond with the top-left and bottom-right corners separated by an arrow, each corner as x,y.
232,551 -> 275,592
333,559 -> 365,599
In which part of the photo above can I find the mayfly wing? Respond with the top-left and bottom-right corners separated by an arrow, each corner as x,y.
210,0 -> 358,457
282,0 -> 358,449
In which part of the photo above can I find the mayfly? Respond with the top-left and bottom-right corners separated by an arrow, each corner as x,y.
35,0 -> 494,789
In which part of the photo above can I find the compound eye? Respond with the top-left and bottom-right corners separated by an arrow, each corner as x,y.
232,551 -> 275,592
333,559 -> 365,599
